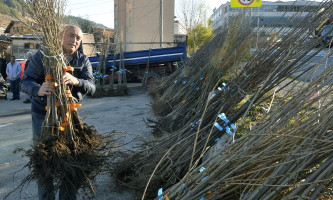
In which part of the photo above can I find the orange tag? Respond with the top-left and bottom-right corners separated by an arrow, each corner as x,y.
70,103 -> 82,111
164,195 -> 169,200
60,121 -> 70,127
181,100 -> 186,104
45,105 -> 49,110
45,75 -> 54,81
64,66 -> 74,72
59,126 -> 65,131
51,82 -> 58,87
205,76 -> 208,81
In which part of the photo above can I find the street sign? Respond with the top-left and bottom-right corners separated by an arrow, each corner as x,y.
231,0 -> 262,8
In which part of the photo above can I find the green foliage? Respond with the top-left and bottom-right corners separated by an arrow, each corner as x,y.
0,1 -> 109,31
0,3 -> 12,16
64,15 -> 109,33
187,23 -> 214,55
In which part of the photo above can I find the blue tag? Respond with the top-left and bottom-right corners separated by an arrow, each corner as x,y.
230,123 -> 236,129
226,126 -> 233,135
222,82 -> 226,87
174,80 -> 178,84
196,87 -> 200,91
215,138 -> 220,142
191,83 -> 195,86
200,197 -> 205,200
199,167 -> 206,172
214,122 -> 223,131
183,80 -> 187,85
200,77 -> 204,81
158,188 -> 163,200
201,176 -> 207,181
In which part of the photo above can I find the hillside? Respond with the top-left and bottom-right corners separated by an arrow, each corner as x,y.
0,0 -> 109,32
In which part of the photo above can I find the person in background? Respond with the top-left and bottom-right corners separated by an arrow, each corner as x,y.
20,25 -> 95,200
0,57 -> 7,79
6,55 -> 22,100
0,72 -> 8,100
23,52 -> 33,103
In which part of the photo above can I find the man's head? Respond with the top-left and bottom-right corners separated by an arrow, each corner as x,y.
10,56 -> 15,63
62,25 -> 83,56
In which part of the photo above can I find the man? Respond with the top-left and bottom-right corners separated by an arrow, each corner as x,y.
6,55 -> 22,100
20,25 -> 96,200
23,52 -> 33,103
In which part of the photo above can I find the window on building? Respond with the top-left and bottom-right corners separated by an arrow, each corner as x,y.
24,43 -> 34,49
13,27 -> 19,33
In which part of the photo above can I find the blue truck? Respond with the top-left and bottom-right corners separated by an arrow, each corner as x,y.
88,43 -> 187,86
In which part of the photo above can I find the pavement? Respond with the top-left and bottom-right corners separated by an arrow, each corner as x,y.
0,83 -> 153,200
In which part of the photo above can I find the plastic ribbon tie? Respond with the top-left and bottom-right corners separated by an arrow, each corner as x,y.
226,126 -> 233,136
158,188 -> 163,200
174,80 -> 178,84
218,113 -> 229,124
181,100 -> 186,104
45,75 -> 54,82
190,83 -> 195,86
64,66 -> 74,72
183,80 -> 187,85
214,122 -> 223,131
195,87 -> 200,91
199,167 -> 206,172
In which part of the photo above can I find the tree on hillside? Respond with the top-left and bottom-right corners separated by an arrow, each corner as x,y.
177,0 -> 214,54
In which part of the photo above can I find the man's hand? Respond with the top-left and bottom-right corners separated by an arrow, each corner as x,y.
38,82 -> 55,96
63,72 -> 79,86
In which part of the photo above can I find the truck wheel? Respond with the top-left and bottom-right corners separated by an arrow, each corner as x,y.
143,72 -> 161,88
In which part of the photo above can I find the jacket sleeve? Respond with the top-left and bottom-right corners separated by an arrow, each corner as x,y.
76,56 -> 96,96
16,63 -> 22,78
20,52 -> 44,97
6,64 -> 9,77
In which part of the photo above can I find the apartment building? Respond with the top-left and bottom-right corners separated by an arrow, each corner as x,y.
114,0 -> 175,52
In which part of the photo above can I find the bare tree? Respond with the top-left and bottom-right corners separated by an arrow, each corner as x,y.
176,0 -> 209,53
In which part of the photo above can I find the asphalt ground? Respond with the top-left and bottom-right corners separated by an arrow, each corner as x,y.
0,83 -> 153,200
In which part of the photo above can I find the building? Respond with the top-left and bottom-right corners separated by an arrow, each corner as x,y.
5,20 -> 39,35
114,0 -> 175,52
7,34 -> 42,60
174,20 -> 187,43
211,1 -> 321,33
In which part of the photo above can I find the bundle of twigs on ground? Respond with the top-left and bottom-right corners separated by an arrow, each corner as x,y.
157,56 -> 333,199
8,0 -> 117,198
149,2 -> 331,135
114,2 -> 333,198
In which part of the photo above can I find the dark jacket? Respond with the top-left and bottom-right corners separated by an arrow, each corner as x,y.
20,50 -> 96,115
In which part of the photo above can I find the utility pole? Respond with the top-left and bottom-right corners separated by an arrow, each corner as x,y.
160,0 -> 163,48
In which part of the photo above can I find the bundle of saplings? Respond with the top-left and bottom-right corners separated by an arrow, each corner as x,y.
156,55 -> 333,199
6,0 -> 117,198
114,2 -> 333,199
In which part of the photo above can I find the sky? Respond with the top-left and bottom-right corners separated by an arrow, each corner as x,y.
65,0 -> 224,29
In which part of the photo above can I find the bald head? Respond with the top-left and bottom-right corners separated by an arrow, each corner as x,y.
62,25 -> 83,56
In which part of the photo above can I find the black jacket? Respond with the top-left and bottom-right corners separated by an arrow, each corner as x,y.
20,50 -> 96,115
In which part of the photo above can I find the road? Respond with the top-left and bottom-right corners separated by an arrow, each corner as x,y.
0,84 -> 152,200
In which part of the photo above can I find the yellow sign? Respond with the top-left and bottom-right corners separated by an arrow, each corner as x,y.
231,0 -> 262,8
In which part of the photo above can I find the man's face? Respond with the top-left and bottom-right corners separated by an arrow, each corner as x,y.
62,26 -> 83,56
10,57 -> 15,63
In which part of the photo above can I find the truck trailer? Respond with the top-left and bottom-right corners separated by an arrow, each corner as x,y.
88,43 -> 187,86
